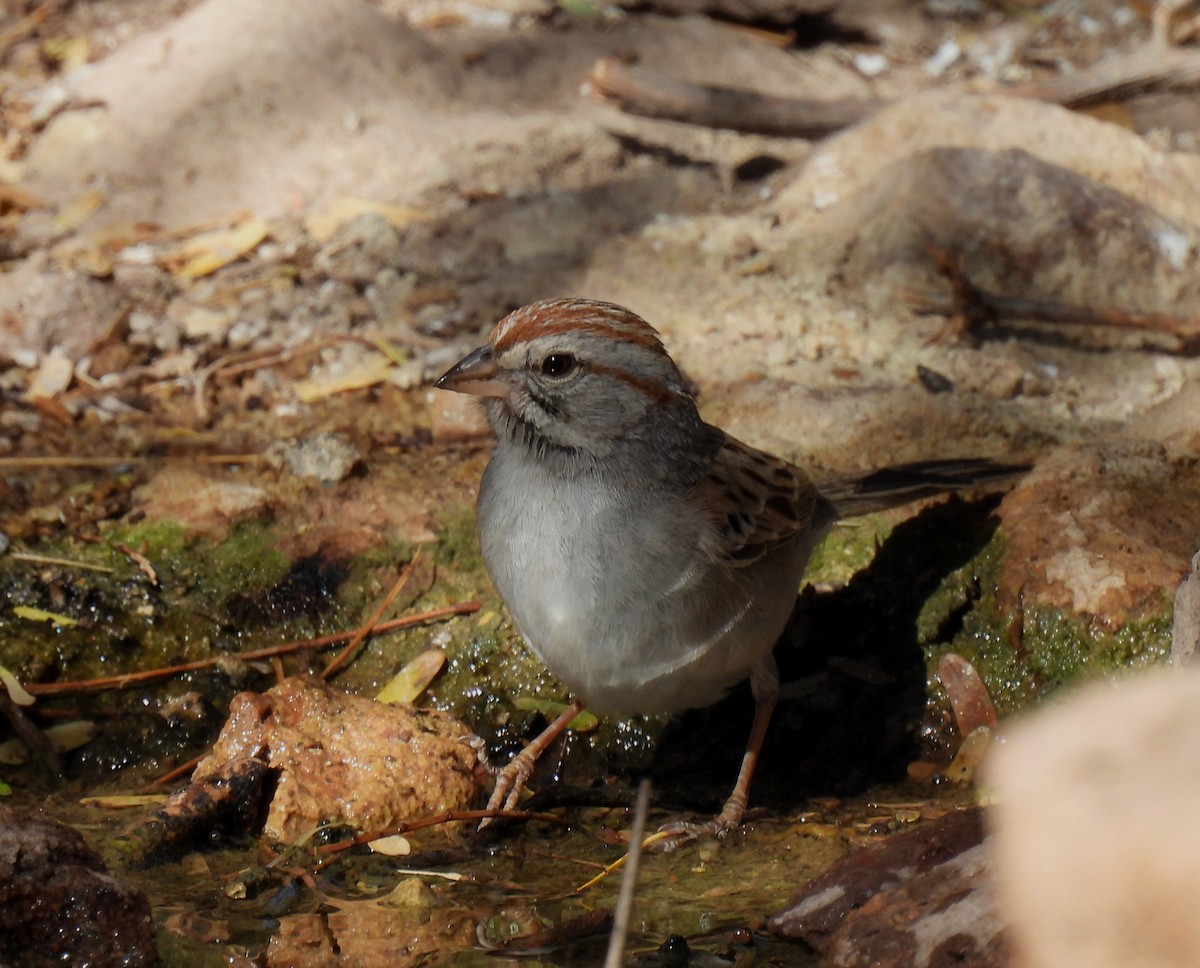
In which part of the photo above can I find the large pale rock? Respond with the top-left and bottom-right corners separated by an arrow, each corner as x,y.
987,669 -> 1200,968
776,91 -> 1200,236
823,144 -> 1200,319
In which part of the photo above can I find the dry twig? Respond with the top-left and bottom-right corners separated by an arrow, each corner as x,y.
1009,40 -> 1200,108
584,29 -> 1200,138
906,246 -> 1200,353
584,58 -> 882,137
604,780 -> 652,968
322,547 -> 424,678
23,600 -> 480,697
311,807 -> 568,869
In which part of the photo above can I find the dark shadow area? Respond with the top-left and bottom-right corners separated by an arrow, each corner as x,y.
963,319 -> 1195,357
646,495 -> 1005,814
706,11 -> 874,48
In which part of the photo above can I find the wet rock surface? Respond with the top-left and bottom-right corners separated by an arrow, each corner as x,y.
769,808 -> 1002,968
0,806 -> 159,968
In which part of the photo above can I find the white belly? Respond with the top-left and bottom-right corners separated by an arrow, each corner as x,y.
477,452 -> 814,715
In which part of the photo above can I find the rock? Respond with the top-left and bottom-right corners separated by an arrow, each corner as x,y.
907,439 -> 1197,720
987,669 -> 1200,968
822,843 -> 1005,968
1173,551 -> 1200,666
314,214 -> 405,288
0,806 -> 159,968
769,807 -> 1008,968
0,255 -> 126,357
193,676 -> 486,843
134,466 -> 270,540
997,441 -> 1200,627
818,143 -> 1200,324
776,92 -> 1200,245
19,0 -> 460,229
267,433 -> 362,484
1131,381 -> 1200,451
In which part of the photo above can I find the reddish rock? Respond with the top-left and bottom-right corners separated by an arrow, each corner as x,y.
998,442 -> 1200,628
823,843 -> 1006,968
770,808 -> 984,946
193,676 -> 486,842
769,809 -> 1005,967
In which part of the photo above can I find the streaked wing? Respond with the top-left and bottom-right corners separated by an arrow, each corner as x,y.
696,434 -> 821,567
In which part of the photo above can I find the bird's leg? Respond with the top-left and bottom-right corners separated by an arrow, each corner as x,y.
659,655 -> 779,845
480,697 -> 585,828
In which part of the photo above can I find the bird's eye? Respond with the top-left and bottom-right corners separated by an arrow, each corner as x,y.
539,353 -> 577,378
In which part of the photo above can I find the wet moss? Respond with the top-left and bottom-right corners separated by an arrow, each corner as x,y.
0,515 -> 358,778
803,515 -> 897,587
918,530 -> 1173,718
432,507 -> 485,573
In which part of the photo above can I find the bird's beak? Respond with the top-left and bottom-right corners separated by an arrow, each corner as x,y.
435,345 -> 508,398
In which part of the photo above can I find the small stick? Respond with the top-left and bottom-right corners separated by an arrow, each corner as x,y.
604,780 -> 652,968
585,40 -> 1200,140
24,600 -> 480,697
584,58 -> 882,138
192,333 -> 400,421
0,454 -> 263,469
908,246 -> 1200,352
9,552 -> 116,573
322,547 -> 423,678
142,752 -> 207,791
310,807 -> 567,870
1008,43 -> 1200,109
0,1 -> 54,54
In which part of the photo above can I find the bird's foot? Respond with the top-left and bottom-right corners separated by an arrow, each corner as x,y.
477,698 -> 584,830
478,746 -> 539,829
653,799 -> 745,850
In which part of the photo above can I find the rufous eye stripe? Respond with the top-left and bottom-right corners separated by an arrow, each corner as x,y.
490,299 -> 669,355
587,361 -> 683,403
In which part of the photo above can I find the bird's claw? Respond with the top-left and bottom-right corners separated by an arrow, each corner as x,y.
652,817 -> 734,851
478,748 -> 537,829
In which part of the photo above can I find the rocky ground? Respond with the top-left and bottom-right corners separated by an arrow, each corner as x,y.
2,0 -> 1200,965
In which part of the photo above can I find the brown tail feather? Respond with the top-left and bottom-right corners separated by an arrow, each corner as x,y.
818,459 -> 1028,519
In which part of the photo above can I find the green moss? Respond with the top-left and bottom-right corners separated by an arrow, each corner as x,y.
86,517 -> 294,623
917,531 -> 1173,718
2,517 -> 309,701
432,508 -> 484,573
804,515 -> 897,586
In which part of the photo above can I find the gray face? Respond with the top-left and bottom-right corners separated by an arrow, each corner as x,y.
486,330 -> 695,455
436,298 -> 716,477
